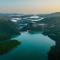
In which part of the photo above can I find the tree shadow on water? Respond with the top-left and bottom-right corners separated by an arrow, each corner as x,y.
43,31 -> 60,60
0,40 -> 21,55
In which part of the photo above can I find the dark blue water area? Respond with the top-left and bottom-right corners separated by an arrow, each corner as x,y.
0,32 -> 55,60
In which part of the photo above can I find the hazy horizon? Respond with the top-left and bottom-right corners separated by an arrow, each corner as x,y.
0,0 -> 60,14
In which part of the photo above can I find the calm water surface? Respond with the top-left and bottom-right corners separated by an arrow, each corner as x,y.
0,31 -> 55,60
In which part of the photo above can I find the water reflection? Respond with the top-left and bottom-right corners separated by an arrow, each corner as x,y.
0,40 -> 20,55
0,31 -> 55,60
28,30 -> 42,34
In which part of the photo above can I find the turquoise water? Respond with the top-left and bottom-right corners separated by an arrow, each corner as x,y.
0,31 -> 55,60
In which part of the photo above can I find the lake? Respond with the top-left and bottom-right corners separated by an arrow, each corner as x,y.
0,31 -> 55,60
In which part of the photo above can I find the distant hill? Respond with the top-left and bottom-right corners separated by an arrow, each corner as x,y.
40,12 -> 60,31
46,12 -> 60,17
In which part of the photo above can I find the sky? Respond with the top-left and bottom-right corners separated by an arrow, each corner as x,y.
0,0 -> 60,14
